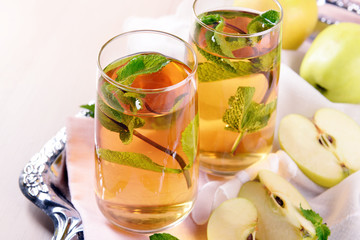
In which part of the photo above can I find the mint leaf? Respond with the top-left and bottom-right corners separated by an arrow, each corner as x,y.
261,10 -> 280,25
122,92 -> 145,112
97,98 -> 145,144
101,82 -> 145,114
300,207 -> 323,224
214,19 -> 247,58
247,10 -> 280,34
80,103 -> 95,118
223,86 -> 276,133
103,56 -> 130,72
181,114 -> 199,169
316,225 -> 331,240
222,86 -> 276,153
196,46 -> 237,75
197,62 -> 238,82
101,83 -> 125,112
97,148 -> 181,174
116,54 -> 170,85
223,87 -> 254,133
197,56 -> 256,83
97,106 -> 125,133
200,14 -> 222,25
241,99 -> 276,133
149,233 -> 179,240
300,206 -> 331,240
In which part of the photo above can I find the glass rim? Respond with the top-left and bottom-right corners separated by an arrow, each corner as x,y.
97,29 -> 198,94
192,0 -> 283,38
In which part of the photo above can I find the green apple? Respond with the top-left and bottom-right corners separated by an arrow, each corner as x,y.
238,170 -> 316,239
278,108 -> 360,187
234,0 -> 318,49
300,22 -> 360,103
207,198 -> 258,240
278,0 -> 318,50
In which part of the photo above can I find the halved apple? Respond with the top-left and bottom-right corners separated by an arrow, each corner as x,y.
278,108 -> 360,187
207,198 -> 258,240
238,170 -> 316,240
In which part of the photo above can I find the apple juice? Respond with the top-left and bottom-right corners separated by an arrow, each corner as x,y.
94,53 -> 198,232
191,9 -> 281,174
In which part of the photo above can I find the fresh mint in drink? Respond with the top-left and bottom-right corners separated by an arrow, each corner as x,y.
97,98 -> 145,144
213,18 -> 247,58
197,59 -> 257,83
181,114 -> 199,169
222,87 -> 276,154
89,53 -> 195,188
116,54 -> 170,86
247,10 -> 280,34
149,233 -> 179,240
196,46 -> 237,74
200,14 -> 222,25
97,149 -> 182,174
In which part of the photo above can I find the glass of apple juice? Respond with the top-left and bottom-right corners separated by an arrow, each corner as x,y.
191,0 -> 283,175
95,30 -> 199,233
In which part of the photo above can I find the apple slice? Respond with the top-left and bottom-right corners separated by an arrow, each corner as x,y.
238,170 -> 316,240
207,198 -> 258,240
278,108 -> 360,187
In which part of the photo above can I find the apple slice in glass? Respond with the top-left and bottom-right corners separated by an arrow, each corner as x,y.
278,108 -> 360,187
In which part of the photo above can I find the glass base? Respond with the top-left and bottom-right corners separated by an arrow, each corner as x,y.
199,151 -> 270,176
95,196 -> 194,234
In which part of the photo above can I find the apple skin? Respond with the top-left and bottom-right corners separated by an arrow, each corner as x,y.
300,23 -> 360,103
278,0 -> 318,50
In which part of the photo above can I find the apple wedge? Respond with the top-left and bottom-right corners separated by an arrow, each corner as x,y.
238,170 -> 316,240
207,198 -> 258,240
278,108 -> 360,187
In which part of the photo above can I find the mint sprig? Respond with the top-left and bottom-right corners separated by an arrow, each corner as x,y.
80,103 -> 95,118
200,14 -> 222,25
222,87 -> 276,154
300,206 -> 331,240
101,83 -> 145,114
116,54 -> 170,85
181,114 -> 199,169
97,98 -> 145,144
198,10 -> 280,59
149,233 -> 179,240
97,149 -> 182,174
247,10 -> 280,34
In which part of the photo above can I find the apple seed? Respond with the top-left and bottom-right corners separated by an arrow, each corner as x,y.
300,226 -> 312,238
318,133 -> 335,148
247,234 -> 253,240
274,195 -> 284,207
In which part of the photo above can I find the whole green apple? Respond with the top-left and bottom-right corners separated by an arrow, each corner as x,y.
300,22 -> 360,103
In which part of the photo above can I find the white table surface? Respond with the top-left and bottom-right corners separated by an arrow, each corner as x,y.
1,0 -> 359,239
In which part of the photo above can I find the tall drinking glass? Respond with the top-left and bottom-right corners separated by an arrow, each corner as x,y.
95,30 -> 198,233
191,0 -> 282,175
